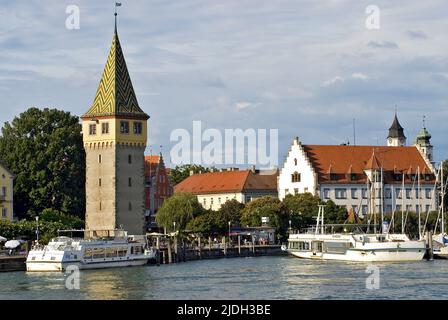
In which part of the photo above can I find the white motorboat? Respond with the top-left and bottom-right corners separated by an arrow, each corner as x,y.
26,230 -> 156,272
285,206 -> 426,262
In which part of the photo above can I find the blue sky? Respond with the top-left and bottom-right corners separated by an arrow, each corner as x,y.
0,0 -> 447,167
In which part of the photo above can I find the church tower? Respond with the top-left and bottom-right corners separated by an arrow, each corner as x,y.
414,117 -> 434,166
387,113 -> 406,147
81,14 -> 149,236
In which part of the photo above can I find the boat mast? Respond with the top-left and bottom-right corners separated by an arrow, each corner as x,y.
381,166 -> 384,231
401,172 -> 405,234
418,166 -> 422,240
442,161 -> 445,235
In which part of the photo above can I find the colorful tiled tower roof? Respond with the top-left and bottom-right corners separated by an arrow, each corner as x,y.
82,22 -> 149,120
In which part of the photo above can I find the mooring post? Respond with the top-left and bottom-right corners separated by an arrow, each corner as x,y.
428,231 -> 434,261
198,236 -> 202,259
167,239 -> 172,264
174,236 -> 178,263
238,234 -> 241,256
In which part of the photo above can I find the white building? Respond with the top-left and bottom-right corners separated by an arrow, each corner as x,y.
278,115 -> 437,217
175,168 -> 278,211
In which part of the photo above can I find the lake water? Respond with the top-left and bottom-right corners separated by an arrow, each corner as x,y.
1,256 -> 448,300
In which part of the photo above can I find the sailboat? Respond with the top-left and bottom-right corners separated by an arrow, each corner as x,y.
285,205 -> 426,262
432,161 -> 448,259
285,152 -> 426,262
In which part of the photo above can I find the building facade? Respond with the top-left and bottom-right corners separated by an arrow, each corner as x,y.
278,115 -> 437,217
175,169 -> 278,211
81,19 -> 149,236
0,163 -> 14,221
144,154 -> 173,230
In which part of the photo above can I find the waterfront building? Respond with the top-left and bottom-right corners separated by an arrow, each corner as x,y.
175,168 -> 278,211
80,17 -> 149,236
278,114 -> 437,217
144,154 -> 174,231
0,162 -> 14,221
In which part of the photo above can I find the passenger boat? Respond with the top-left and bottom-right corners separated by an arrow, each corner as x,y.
26,230 -> 156,272
285,206 -> 426,262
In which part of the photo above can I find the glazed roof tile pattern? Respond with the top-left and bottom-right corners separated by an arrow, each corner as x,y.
174,170 -> 278,194
301,145 -> 436,184
82,31 -> 149,120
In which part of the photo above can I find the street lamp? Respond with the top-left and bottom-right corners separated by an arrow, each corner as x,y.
35,216 -> 39,244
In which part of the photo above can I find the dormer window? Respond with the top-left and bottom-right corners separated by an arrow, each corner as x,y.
330,173 -> 337,181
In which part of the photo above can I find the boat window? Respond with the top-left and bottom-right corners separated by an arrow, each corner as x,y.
84,248 -> 92,259
93,248 -> 105,259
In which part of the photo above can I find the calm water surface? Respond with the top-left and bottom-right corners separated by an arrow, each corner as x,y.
1,256 -> 448,300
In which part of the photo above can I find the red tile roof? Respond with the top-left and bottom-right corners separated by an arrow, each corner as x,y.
174,170 -> 278,194
301,145 -> 435,184
144,155 -> 160,177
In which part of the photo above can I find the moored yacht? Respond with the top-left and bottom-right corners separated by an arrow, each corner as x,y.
26,230 -> 156,272
285,206 -> 426,262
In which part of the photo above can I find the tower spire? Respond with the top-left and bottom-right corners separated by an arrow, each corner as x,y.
114,3 -> 121,34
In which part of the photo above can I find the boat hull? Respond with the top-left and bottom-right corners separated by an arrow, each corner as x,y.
26,258 -> 150,272
288,248 -> 425,262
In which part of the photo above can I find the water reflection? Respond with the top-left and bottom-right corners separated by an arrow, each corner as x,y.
2,257 -> 448,300
82,266 -> 147,300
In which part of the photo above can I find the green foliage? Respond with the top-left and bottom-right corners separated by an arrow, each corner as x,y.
241,196 -> 289,240
0,107 -> 85,219
324,200 -> 348,224
283,193 -> 321,229
0,211 -> 85,244
169,164 -> 214,185
214,199 -> 244,233
40,208 -> 84,229
186,210 -> 216,235
156,192 -> 203,232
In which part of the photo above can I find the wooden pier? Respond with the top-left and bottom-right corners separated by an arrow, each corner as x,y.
150,244 -> 286,265
0,255 -> 26,272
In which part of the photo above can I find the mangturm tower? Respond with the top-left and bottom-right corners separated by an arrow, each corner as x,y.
387,113 -> 406,147
81,13 -> 149,236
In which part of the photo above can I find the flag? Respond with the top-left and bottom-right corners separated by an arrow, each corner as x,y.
116,2 -> 122,7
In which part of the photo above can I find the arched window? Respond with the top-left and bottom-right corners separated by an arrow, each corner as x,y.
294,158 -> 298,166
291,172 -> 301,183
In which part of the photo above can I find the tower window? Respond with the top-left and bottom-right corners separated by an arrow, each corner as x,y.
294,158 -> 298,166
133,122 -> 142,135
128,202 -> 132,211
99,202 -> 102,211
120,121 -> 129,134
102,122 -> 109,134
89,124 -> 97,135
128,177 -> 132,187
99,178 -> 102,187
128,155 -> 132,164
98,154 -> 102,163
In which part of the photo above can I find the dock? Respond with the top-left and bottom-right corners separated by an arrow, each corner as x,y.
0,255 -> 26,272
150,244 -> 286,265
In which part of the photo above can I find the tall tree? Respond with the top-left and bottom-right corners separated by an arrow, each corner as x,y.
241,196 -> 289,240
156,192 -> 203,233
215,199 -> 244,233
0,107 -> 85,219
169,164 -> 214,185
282,193 -> 321,229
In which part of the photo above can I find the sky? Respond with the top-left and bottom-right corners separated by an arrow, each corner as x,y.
0,0 -> 447,168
